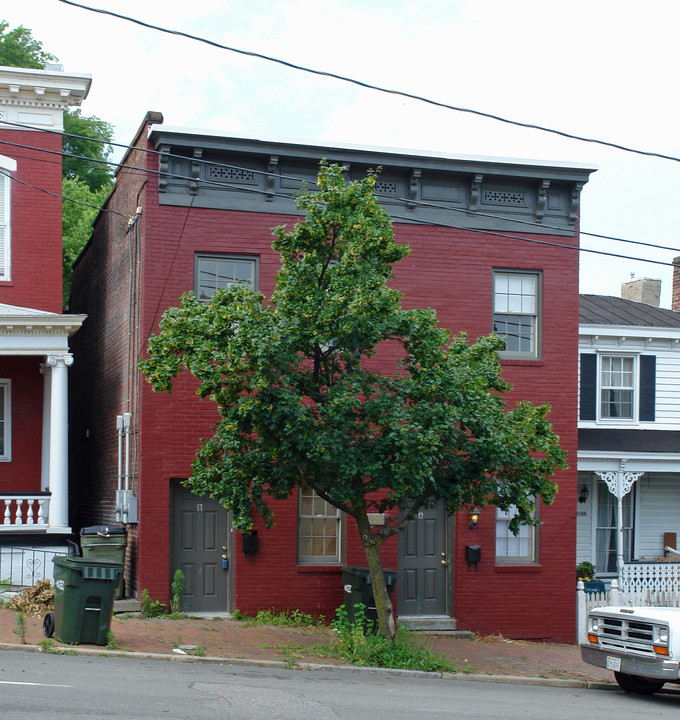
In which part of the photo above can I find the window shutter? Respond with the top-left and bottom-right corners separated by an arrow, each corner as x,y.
580,354 -> 597,420
639,355 -> 656,422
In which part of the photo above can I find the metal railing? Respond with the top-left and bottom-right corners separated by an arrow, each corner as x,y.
0,546 -> 67,587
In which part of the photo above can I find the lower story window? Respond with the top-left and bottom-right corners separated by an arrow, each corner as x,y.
495,503 -> 538,564
596,479 -> 634,573
298,485 -> 343,564
0,379 -> 9,460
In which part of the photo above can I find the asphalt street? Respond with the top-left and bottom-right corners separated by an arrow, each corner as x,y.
1,650 -> 679,720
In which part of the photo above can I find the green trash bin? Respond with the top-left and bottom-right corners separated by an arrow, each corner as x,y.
342,566 -> 398,629
80,525 -> 127,600
43,556 -> 122,645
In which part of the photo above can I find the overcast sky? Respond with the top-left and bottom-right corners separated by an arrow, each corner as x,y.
4,0 -> 680,306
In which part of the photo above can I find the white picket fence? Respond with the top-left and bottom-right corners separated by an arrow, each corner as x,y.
577,579 -> 680,644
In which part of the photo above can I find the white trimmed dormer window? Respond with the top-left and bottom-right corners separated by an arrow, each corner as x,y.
0,155 -> 17,281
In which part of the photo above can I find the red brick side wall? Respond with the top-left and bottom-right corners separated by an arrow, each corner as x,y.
71,139 -> 578,641
0,130 -> 63,312
0,356 -> 43,488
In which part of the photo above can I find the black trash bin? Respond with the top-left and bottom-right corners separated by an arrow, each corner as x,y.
80,525 -> 127,599
43,556 -> 122,645
341,566 -> 398,630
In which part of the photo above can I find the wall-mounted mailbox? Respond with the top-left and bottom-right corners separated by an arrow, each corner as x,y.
466,544 -> 481,571
242,530 -> 259,555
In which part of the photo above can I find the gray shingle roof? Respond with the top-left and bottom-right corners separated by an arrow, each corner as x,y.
579,294 -> 680,328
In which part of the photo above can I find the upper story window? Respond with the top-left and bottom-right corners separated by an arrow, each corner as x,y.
194,254 -> 258,300
492,271 -> 540,358
495,502 -> 538,564
580,354 -> 655,423
0,156 -> 16,281
298,484 -> 343,565
0,380 -> 10,461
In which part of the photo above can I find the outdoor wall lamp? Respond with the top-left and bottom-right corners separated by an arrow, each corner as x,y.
579,485 -> 589,504
468,507 -> 480,529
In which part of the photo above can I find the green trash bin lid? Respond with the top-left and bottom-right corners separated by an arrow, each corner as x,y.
80,525 -> 126,537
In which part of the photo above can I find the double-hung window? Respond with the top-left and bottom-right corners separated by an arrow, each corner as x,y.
595,478 -> 634,574
492,271 -> 540,357
298,485 -> 343,564
0,380 -> 10,461
495,503 -> 538,564
194,254 -> 258,300
579,354 -> 655,422
0,157 -> 16,281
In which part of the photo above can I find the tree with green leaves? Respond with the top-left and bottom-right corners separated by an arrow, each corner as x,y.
140,163 -> 567,639
0,20 -> 55,68
1,20 -> 114,302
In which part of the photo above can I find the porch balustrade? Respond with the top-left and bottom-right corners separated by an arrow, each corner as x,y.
0,493 -> 51,529
621,561 -> 680,593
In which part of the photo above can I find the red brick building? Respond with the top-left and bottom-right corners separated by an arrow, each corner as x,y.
0,65 -> 89,578
69,112 -> 594,642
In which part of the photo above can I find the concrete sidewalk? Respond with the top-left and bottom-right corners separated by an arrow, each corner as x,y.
0,606 -> 616,688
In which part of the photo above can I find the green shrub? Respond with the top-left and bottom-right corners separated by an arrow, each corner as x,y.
332,604 -> 452,672
140,589 -> 167,618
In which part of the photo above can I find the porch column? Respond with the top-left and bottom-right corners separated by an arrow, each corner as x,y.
596,460 -> 643,588
40,363 -> 52,491
46,353 -> 73,529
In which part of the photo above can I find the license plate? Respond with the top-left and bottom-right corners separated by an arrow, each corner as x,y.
606,656 -> 621,671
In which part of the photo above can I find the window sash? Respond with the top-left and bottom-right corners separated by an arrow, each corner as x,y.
298,486 -> 343,564
195,254 -> 257,300
493,272 -> 539,356
495,504 -> 537,564
599,356 -> 635,420
0,172 -> 9,280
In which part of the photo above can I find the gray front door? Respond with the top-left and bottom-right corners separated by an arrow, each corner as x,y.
397,501 -> 450,616
170,480 -> 233,613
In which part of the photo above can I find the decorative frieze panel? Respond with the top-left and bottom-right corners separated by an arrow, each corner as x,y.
207,165 -> 257,184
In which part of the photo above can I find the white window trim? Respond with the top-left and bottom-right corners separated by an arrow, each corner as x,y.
492,270 -> 541,359
194,253 -> 259,300
297,485 -> 344,565
0,157 -> 16,282
0,379 -> 11,462
597,352 -> 638,424
495,502 -> 538,564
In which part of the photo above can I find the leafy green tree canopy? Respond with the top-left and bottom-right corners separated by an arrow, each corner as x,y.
140,163 -> 567,637
0,20 -> 55,68
62,109 -> 114,193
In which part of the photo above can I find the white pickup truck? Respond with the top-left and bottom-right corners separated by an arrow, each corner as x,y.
581,605 -> 680,694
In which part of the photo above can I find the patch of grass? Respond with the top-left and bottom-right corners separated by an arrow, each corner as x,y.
105,631 -> 118,650
321,604 -> 453,672
38,638 -> 76,655
139,589 -> 167,618
236,608 -> 323,628
15,611 -> 26,644
170,569 -> 185,615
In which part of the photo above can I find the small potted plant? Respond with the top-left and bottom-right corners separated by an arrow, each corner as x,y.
577,561 -> 605,594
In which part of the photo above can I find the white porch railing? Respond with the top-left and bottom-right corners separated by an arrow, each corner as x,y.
621,561 -> 680,593
1,493 -> 51,529
577,578 -> 680,644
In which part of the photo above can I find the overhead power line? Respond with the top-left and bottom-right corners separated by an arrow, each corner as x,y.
59,0 -> 680,165
3,127 -> 680,260
2,133 -> 678,267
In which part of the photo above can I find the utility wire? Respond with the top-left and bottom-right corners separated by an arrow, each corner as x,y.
59,0 -> 680,165
2,136 -> 677,267
3,128 -> 679,258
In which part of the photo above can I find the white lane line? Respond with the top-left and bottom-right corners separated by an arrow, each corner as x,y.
0,680 -> 71,687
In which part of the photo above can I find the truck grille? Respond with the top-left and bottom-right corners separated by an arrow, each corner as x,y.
598,617 -> 656,655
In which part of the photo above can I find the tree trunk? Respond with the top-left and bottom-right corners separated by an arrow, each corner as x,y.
357,516 -> 395,640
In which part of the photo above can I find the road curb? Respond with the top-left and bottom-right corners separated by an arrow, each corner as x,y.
0,641 -> 618,687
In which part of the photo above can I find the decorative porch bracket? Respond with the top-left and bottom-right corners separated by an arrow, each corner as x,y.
596,461 -> 644,587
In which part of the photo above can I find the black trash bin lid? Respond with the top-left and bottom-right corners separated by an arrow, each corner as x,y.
80,525 -> 126,536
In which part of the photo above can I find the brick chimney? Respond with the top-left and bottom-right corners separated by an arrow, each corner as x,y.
673,258 -> 680,312
621,276 -> 661,307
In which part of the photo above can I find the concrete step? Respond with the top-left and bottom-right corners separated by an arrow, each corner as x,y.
399,616 -> 474,637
